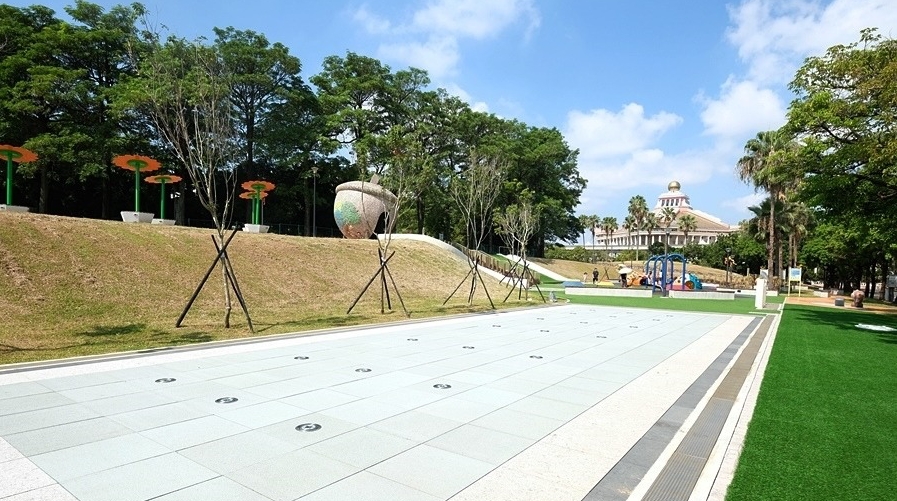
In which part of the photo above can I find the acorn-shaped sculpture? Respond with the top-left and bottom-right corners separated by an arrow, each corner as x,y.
333,177 -> 397,239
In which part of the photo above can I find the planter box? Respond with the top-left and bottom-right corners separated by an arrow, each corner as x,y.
120,211 -> 154,223
0,205 -> 29,213
242,224 -> 269,234
152,219 -> 176,226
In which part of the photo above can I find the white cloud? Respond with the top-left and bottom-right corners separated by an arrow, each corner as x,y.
353,0 -> 540,88
352,6 -> 392,35
563,103 -> 724,214
727,0 -> 897,84
378,36 -> 459,79
441,82 -> 489,112
565,103 -> 682,161
412,0 -> 540,39
699,78 -> 786,139
722,192 -> 766,218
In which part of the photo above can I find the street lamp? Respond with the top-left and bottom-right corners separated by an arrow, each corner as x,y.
725,247 -> 732,287
311,166 -> 319,237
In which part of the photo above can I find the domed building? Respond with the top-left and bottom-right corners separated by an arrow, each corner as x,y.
591,181 -> 738,253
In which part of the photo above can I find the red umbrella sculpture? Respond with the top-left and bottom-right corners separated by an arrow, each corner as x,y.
0,145 -> 38,206
113,154 -> 161,213
240,180 -> 275,225
145,174 -> 183,221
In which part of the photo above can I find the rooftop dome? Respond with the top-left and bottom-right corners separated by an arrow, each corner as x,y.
668,180 -> 681,192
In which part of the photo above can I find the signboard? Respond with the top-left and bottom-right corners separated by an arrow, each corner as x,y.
789,267 -> 802,282
888,275 -> 897,288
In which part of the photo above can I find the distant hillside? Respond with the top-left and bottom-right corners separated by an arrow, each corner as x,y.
0,213 -> 520,364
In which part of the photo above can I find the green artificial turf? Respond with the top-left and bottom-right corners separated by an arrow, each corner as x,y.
562,293 -> 783,315
726,305 -> 897,501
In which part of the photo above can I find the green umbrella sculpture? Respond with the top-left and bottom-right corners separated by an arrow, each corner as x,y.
241,180 -> 275,224
0,145 -> 39,206
145,174 -> 183,220
113,154 -> 161,212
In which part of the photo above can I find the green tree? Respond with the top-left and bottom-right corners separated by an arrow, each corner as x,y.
627,195 -> 648,261
600,216 -> 618,259
678,213 -> 697,246
736,129 -> 793,278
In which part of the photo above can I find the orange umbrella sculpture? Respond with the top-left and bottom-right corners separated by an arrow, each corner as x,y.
241,180 -> 275,224
113,155 -> 161,213
145,174 -> 183,220
0,145 -> 39,206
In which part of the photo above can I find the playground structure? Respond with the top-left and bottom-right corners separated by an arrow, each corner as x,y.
640,253 -> 703,293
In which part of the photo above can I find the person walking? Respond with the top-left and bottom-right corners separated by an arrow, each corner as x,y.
592,268 -> 599,285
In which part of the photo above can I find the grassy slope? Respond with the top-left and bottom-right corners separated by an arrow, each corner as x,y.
0,213 -> 524,364
726,304 -> 897,500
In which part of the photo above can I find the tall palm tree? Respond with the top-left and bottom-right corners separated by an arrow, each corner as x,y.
659,206 -> 678,254
736,129 -> 794,279
678,214 -> 697,247
601,216 -> 618,260
642,212 -> 658,254
588,214 -> 600,253
627,195 -> 648,262
623,215 -> 637,265
781,199 -> 813,268
577,214 -> 591,248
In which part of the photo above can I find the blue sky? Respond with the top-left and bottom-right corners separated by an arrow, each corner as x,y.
13,0 -> 897,233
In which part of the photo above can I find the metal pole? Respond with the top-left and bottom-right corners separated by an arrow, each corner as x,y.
159,181 -> 166,220
312,171 -> 317,237
134,168 -> 140,212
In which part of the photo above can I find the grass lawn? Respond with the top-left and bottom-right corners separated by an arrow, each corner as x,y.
726,304 -> 897,500
561,292 -> 784,315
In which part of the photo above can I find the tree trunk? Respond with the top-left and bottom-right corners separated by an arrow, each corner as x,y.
416,195 -> 425,234
767,199 -> 775,287
175,182 -> 185,226
39,163 -> 49,214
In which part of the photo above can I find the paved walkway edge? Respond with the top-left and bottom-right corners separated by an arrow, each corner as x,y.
626,312 -> 781,501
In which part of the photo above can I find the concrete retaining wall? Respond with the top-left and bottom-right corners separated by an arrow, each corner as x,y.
668,290 -> 735,300
565,287 -> 654,298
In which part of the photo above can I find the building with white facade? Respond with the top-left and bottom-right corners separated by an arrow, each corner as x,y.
590,181 -> 738,253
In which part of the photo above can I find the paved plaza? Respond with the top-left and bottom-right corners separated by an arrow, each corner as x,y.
0,304 -> 774,501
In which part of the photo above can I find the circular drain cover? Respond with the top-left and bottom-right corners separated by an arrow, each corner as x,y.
433,384 -> 452,389
492,324 -> 501,327
215,397 -> 238,404
355,368 -> 372,372
407,338 -> 418,341
154,378 -> 176,383
540,329 -> 549,332
596,335 -> 607,338
294,356 -> 309,360
530,355 -> 543,359
463,346 -> 475,349
629,326 -> 638,328
537,317 -> 544,320
295,423 -> 322,432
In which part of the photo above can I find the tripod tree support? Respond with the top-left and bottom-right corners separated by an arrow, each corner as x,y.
502,257 -> 546,303
176,228 -> 254,332
443,253 -> 496,309
346,248 -> 409,317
